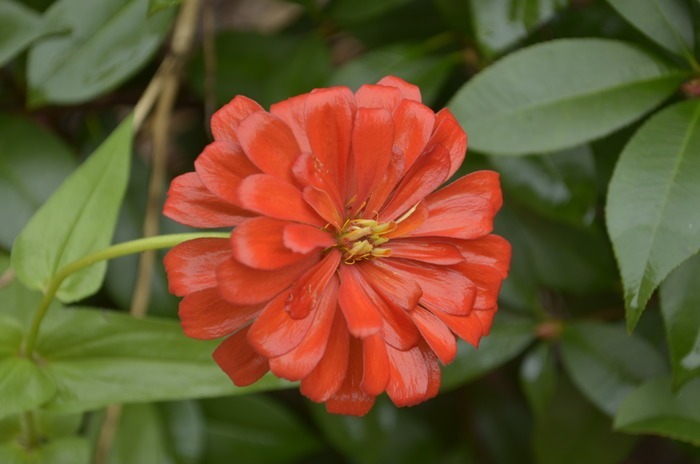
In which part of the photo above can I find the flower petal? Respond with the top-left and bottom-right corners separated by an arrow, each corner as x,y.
268,277 -> 338,380
211,95 -> 265,144
388,238 -> 464,265
361,333 -> 390,396
283,223 -> 335,254
425,170 -> 503,212
338,265 -> 384,338
474,308 -> 497,335
450,262 -> 505,310
363,148 -> 405,217
293,152 -> 344,220
231,217 -> 310,270
393,100 -> 435,171
454,235 -> 511,278
237,111 -> 301,184
428,108 -> 467,178
164,238 -> 230,296
163,172 -> 254,227
409,306 -> 457,364
179,287 -> 262,340
385,200 -> 429,239
410,195 -> 495,240
300,309 -> 350,402
237,174 -> 324,225
213,326 -> 269,386
325,337 -> 376,416
385,344 -> 430,407
247,291 -> 314,358
302,186 -> 344,228
358,260 -> 422,312
286,250 -> 341,319
354,84 -> 401,110
217,254 -> 317,305
376,76 -> 422,102
379,144 -> 451,221
271,93 -> 311,152
194,141 -> 259,206
430,309 -> 483,347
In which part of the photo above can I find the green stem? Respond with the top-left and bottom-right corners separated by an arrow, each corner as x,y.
20,411 -> 39,449
21,232 -> 229,359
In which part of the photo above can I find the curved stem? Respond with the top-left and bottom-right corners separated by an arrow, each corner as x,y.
21,232 -> 229,359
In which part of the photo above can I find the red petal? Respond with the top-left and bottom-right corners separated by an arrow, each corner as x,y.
385,201 -> 429,239
379,144 -> 451,221
268,278 -> 338,380
211,95 -> 264,144
304,87 -> 355,192
231,217 -> 310,270
300,309 -> 350,402
283,223 -> 335,254
325,337 -> 376,416
349,107 -> 394,209
271,93 -> 311,152
361,333 -> 390,396
164,238 -> 230,296
430,309 -> 483,347
433,235 -> 511,278
217,254 -> 317,305
237,112 -> 301,184
451,262 -> 505,310
376,76 -> 422,102
385,344 -> 428,407
237,174 -> 324,225
410,306 -> 456,364
163,172 -> 253,228
426,170 -> 503,212
338,265 -> 383,338
388,238 -> 465,265
213,327 -> 269,386
354,84 -> 401,110
475,308 -> 497,335
381,259 -> 476,316
302,186 -> 344,228
293,152 -> 344,221
358,260 -> 422,312
286,250 -> 341,319
247,291 -> 314,358
410,195 -> 495,240
363,148 -> 405,217
428,108 -> 467,178
179,287 -> 261,340
392,100 -> 435,171
194,141 -> 259,206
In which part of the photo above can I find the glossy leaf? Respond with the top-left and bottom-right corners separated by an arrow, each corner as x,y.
0,0 -> 62,66
0,437 -> 90,464
660,254 -> 700,388
448,39 -> 686,155
26,0 -> 175,105
520,342 -> 557,418
0,355 -> 57,421
606,0 -> 694,58
614,377 -> 700,445
441,314 -> 535,390
11,116 -> 132,303
561,322 -> 666,416
201,396 -> 322,464
606,100 -> 700,330
0,114 -> 76,250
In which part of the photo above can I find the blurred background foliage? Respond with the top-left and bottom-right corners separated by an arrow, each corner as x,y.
1,0 -> 700,463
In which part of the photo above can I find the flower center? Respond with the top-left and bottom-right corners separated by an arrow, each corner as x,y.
336,218 -> 396,264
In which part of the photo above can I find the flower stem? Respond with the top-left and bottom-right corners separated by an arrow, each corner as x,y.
20,232 -> 229,359
19,411 -> 39,449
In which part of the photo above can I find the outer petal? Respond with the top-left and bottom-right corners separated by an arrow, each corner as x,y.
325,337 -> 376,416
179,287 -> 261,340
358,260 -> 422,312
213,326 -> 269,386
388,238 -> 464,265
231,217 -> 310,270
271,93 -> 311,152
286,250 -> 341,319
338,265 -> 383,338
430,308 -> 483,347
238,174 -> 324,226
194,141 -> 259,206
409,306 -> 457,365
392,100 -> 435,171
211,95 -> 265,144
237,111 -> 301,184
283,223 -> 335,254
164,238 -> 230,296
428,108 -> 467,178
386,344 -> 432,407
451,262 -> 505,310
217,254 -> 318,305
361,333 -> 390,396
385,201 -> 429,239
354,84 -> 401,110
300,309 -> 350,402
376,76 -> 422,102
410,195 -> 495,240
363,148 -> 405,217
163,172 -> 254,227
425,170 -> 503,211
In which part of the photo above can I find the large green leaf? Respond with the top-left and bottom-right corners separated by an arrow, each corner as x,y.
0,437 -> 89,464
0,0 -> 63,66
614,377 -> 700,445
0,114 -> 76,250
519,342 -> 557,419
606,100 -> 700,330
0,356 -> 56,421
442,314 -> 535,390
660,254 -> 700,388
606,0 -> 694,58
11,116 -> 132,303
26,0 -> 174,106
561,322 -> 666,416
448,39 -> 686,155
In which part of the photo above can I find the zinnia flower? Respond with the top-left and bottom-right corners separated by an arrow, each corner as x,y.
163,76 -> 511,416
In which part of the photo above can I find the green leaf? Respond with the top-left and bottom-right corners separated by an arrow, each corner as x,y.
614,377 -> 700,445
11,116 -> 132,303
490,145 -> 597,226
26,0 -> 175,106
561,322 -> 666,416
606,100 -> 700,330
0,114 -> 76,250
148,0 -> 180,14
326,0 -> 412,23
605,0 -> 694,58
0,356 -> 56,421
519,342 -> 557,418
448,39 -> 686,155
0,437 -> 90,464
201,396 -> 322,464
0,410 -> 82,443
534,378 -> 637,464
441,314 -> 535,390
660,253 -> 700,388
0,0 -> 62,66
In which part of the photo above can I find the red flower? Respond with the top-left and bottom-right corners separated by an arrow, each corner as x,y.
163,76 -> 511,416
